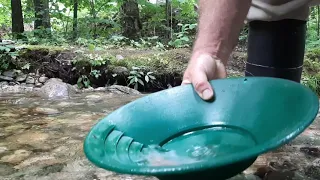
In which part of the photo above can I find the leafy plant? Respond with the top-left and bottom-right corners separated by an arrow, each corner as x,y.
168,23 -> 197,48
77,75 -> 91,89
0,43 -> 19,72
127,66 -> 156,90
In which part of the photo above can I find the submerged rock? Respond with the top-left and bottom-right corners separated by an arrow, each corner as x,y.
0,149 -> 32,164
0,75 -> 13,81
106,85 -> 141,95
0,81 -> 9,86
32,107 -> 61,115
36,78 -> 77,99
0,85 -> 33,93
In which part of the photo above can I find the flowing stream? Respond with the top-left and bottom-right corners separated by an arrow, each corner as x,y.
0,92 -> 319,180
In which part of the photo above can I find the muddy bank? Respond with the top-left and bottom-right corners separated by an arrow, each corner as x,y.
0,44 -> 247,93
0,44 -> 319,94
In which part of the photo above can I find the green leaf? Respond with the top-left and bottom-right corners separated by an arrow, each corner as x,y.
130,70 -> 137,74
77,77 -> 83,83
145,75 -> 149,83
138,79 -> 144,86
21,63 -> 30,70
129,78 -> 135,85
180,36 -> 189,42
149,75 -> 156,80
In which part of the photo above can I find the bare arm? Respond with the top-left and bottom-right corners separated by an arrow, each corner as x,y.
192,0 -> 252,65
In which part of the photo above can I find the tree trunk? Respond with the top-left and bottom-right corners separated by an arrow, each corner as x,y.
120,0 -> 142,39
165,0 -> 170,38
34,0 -> 43,29
11,0 -> 24,39
73,0 -> 78,39
11,0 -> 25,39
42,0 -> 51,30
33,0 -> 51,36
89,0 -> 98,39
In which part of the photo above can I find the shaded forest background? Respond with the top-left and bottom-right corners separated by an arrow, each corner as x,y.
3,0 -> 201,48
0,0 -> 320,94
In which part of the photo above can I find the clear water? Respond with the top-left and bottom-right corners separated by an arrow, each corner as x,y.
137,145 -> 219,166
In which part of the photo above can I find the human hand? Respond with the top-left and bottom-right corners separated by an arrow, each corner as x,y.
182,53 -> 227,100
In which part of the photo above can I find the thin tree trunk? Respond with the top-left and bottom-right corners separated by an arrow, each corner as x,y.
317,6 -> 320,39
165,0 -> 170,38
73,0 -> 78,39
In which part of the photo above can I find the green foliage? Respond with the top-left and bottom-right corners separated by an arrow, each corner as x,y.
77,74 -> 91,88
0,43 -> 19,72
302,51 -> 320,95
72,51 -> 114,89
127,66 -> 155,90
0,0 -> 11,26
302,73 -> 320,95
168,23 -> 196,48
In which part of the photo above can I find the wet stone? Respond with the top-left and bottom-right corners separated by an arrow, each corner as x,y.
2,70 -> 17,78
26,76 -> 35,84
304,165 -> 320,179
0,164 -> 16,176
0,81 -> 8,86
269,160 -> 297,171
4,124 -> 30,132
32,107 -> 61,115
8,81 -> 16,86
36,163 -> 66,176
300,147 -> 320,157
38,76 -> 49,83
14,155 -> 59,169
0,75 -> 13,81
35,82 -> 43,87
0,146 -> 8,154
0,149 -> 32,164
264,171 -> 294,180
85,94 -> 101,99
7,131 -> 49,147
16,74 -> 27,82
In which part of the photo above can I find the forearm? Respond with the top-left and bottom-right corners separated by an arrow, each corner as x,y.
192,0 -> 252,65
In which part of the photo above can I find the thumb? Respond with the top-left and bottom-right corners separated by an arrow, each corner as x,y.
192,70 -> 214,100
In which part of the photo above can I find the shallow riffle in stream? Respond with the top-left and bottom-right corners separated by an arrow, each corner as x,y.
0,92 -> 319,180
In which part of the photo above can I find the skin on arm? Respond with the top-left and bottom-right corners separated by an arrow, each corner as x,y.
182,0 -> 252,100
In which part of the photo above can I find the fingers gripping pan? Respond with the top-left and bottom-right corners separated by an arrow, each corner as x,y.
84,77 -> 319,180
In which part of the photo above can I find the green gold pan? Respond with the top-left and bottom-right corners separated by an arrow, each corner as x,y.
84,77 -> 319,180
